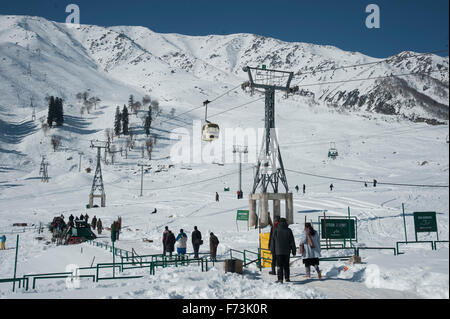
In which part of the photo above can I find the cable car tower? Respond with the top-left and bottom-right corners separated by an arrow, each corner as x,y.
89,140 -> 109,208
243,65 -> 297,228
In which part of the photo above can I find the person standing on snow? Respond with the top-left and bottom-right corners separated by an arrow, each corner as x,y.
191,226 -> 203,258
271,218 -> 296,283
84,213 -> 89,223
165,230 -> 176,257
329,183 -> 334,191
215,192 -> 220,202
303,184 -> 306,194
176,229 -> 188,256
268,215 -> 280,275
91,216 -> 97,230
209,232 -> 219,262
295,185 -> 299,193
96,219 -> 103,234
299,223 -> 322,279
162,226 -> 170,255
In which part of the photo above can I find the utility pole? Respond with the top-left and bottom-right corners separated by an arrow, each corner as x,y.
39,156 -> 49,182
30,97 -> 36,121
89,140 -> 109,208
243,65 -> 298,228
233,145 -> 248,199
78,151 -> 84,172
137,163 -> 152,197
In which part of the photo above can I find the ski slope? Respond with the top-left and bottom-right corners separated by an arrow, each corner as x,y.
0,15 -> 448,299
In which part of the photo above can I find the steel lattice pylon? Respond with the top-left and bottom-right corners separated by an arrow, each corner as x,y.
89,140 -> 109,207
243,66 -> 294,194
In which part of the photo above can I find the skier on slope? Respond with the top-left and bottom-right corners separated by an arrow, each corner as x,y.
91,216 -> 97,230
215,192 -> 220,202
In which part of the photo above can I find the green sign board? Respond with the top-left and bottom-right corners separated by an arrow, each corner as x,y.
413,212 -> 437,233
236,210 -> 249,221
321,218 -> 356,240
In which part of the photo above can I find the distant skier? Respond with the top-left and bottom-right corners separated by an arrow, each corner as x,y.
151,208 -> 157,214
299,223 -> 322,279
330,184 -> 334,191
79,214 -> 84,221
364,182 -> 368,187
176,229 -> 188,256
69,214 -> 74,223
303,184 -> 306,194
0,235 -> 6,250
165,230 -> 176,257
84,213 -> 89,223
373,179 -> 377,187
209,232 -> 219,262
191,226 -> 203,259
96,219 -> 103,234
215,192 -> 220,202
295,185 -> 299,193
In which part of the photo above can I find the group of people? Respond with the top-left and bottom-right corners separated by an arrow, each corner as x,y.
295,179 -> 379,193
162,226 -> 220,261
269,216 -> 322,283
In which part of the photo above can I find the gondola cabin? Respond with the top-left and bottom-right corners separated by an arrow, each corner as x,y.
202,122 -> 220,141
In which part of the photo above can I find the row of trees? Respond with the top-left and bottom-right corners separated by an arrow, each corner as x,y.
46,96 -> 64,127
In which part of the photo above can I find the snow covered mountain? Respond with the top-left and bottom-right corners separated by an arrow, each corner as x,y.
0,15 -> 448,299
0,14 -> 448,126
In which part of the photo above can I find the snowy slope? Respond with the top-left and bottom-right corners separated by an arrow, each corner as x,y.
0,15 -> 448,299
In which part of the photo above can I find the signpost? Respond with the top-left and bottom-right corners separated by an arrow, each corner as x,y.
413,212 -> 438,241
236,210 -> 249,231
319,215 -> 357,248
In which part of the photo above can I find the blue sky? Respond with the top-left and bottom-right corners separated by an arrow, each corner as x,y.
0,0 -> 448,58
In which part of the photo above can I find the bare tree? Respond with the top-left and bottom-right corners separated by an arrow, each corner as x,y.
51,135 -> 62,152
142,95 -> 151,107
151,100 -> 161,118
39,116 -> 50,136
110,144 -> 117,164
145,138 -> 154,160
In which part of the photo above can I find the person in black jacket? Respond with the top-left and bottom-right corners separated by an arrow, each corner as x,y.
271,218 -> 296,283
165,231 -> 176,257
268,215 -> 280,275
191,226 -> 202,258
